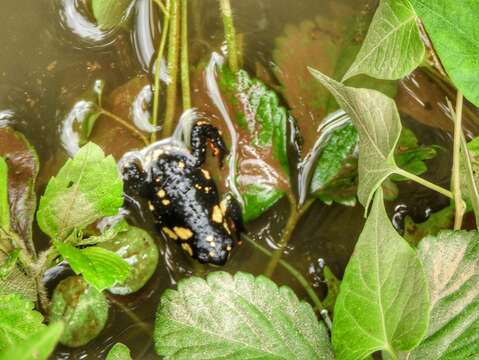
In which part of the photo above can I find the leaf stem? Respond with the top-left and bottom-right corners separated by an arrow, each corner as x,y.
264,194 -> 315,277
161,0 -> 181,138
151,0 -> 171,142
452,92 -> 465,229
180,0 -> 191,110
99,109 -> 149,145
219,0 -> 239,73
242,234 -> 324,313
395,168 -> 453,199
107,294 -> 153,335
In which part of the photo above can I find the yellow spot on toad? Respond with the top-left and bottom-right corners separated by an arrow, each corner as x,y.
206,235 -> 214,242
162,199 -> 171,206
181,243 -> 194,256
201,169 -> 211,179
162,227 -> 178,240
173,226 -> 193,240
212,205 -> 223,223
148,202 -> 155,211
178,161 -> 185,169
157,189 -> 166,198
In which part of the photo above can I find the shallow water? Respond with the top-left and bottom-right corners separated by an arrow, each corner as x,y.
0,0 -> 473,358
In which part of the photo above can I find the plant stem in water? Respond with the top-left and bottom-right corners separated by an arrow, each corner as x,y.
180,0 -> 191,110
452,92 -> 465,229
242,234 -> 324,313
264,194 -> 315,277
395,169 -> 453,199
161,0 -> 181,138
151,0 -> 171,142
107,294 -> 152,335
219,0 -> 239,73
100,109 -> 149,145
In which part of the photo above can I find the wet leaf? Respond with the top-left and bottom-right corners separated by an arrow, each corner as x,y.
332,189 -> 430,360
0,294 -> 45,351
106,343 -> 132,360
0,128 -> 39,250
0,322 -> 63,360
155,272 -> 334,359
91,0 -> 133,30
343,0 -> 424,81
99,226 -> 159,295
309,69 -> 402,209
410,0 -> 479,107
219,68 -> 290,222
273,3 -> 396,154
403,231 -> 479,359
50,276 -> 108,348
37,142 -> 123,240
56,243 -> 130,292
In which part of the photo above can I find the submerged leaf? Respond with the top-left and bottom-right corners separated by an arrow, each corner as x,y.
56,243 -> 130,292
37,142 -> 123,240
343,0 -> 424,81
99,226 -> 159,295
50,276 -> 108,348
410,0 -> 479,107
309,69 -> 401,209
106,343 -> 132,360
0,322 -> 63,360
0,294 -> 45,351
332,189 -> 430,359
219,68 -> 290,222
155,272 -> 334,359
91,0 -> 133,30
404,231 -> 479,359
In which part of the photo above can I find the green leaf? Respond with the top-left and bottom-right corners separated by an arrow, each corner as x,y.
0,294 -> 45,351
0,322 -> 63,360
106,343 -> 132,360
322,266 -> 341,313
99,225 -> 159,295
219,68 -> 290,221
0,266 -> 37,301
343,0 -> 424,81
0,249 -> 19,279
409,0 -> 479,107
0,157 -> 9,233
404,231 -> 479,359
37,142 -> 123,240
309,68 -> 401,210
332,189 -> 430,360
50,276 -> 108,348
461,136 -> 479,228
155,272 -> 334,359
91,0 -> 133,30
56,243 -> 130,291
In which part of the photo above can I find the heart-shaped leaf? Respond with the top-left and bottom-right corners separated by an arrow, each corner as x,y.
155,272 -> 334,359
91,0 -> 134,30
106,343 -> 132,360
332,189 -> 430,360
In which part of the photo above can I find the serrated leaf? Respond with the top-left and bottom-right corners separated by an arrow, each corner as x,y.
309,69 -> 402,210
404,231 -> 479,359
50,276 -> 108,347
0,266 -> 37,301
0,294 -> 45,351
0,128 -> 39,252
0,322 -> 63,360
37,142 -> 123,240
219,68 -> 290,221
410,0 -> 479,107
91,0 -> 133,30
0,157 -> 9,232
343,0 -> 424,81
332,189 -> 430,360
106,343 -> 132,360
56,243 -> 130,291
155,272 -> 334,360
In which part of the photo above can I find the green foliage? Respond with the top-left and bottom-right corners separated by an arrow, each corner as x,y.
56,243 -> 130,292
410,0 -> 479,107
37,142 -> 123,240
155,272 -> 334,359
50,276 -> 108,348
106,343 -> 132,360
99,226 -> 159,295
343,0 -> 424,81
0,157 -> 9,233
322,266 -> 341,313
0,322 -> 64,360
91,0 -> 133,30
309,68 -> 402,210
332,190 -> 430,359
405,231 -> 479,359
0,294 -> 46,351
220,67 -> 290,221
404,206 -> 454,246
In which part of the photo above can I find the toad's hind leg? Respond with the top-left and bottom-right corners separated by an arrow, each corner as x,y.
220,193 -> 245,235
190,121 -> 228,167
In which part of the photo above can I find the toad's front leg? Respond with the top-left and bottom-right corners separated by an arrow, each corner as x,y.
190,121 -> 228,167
